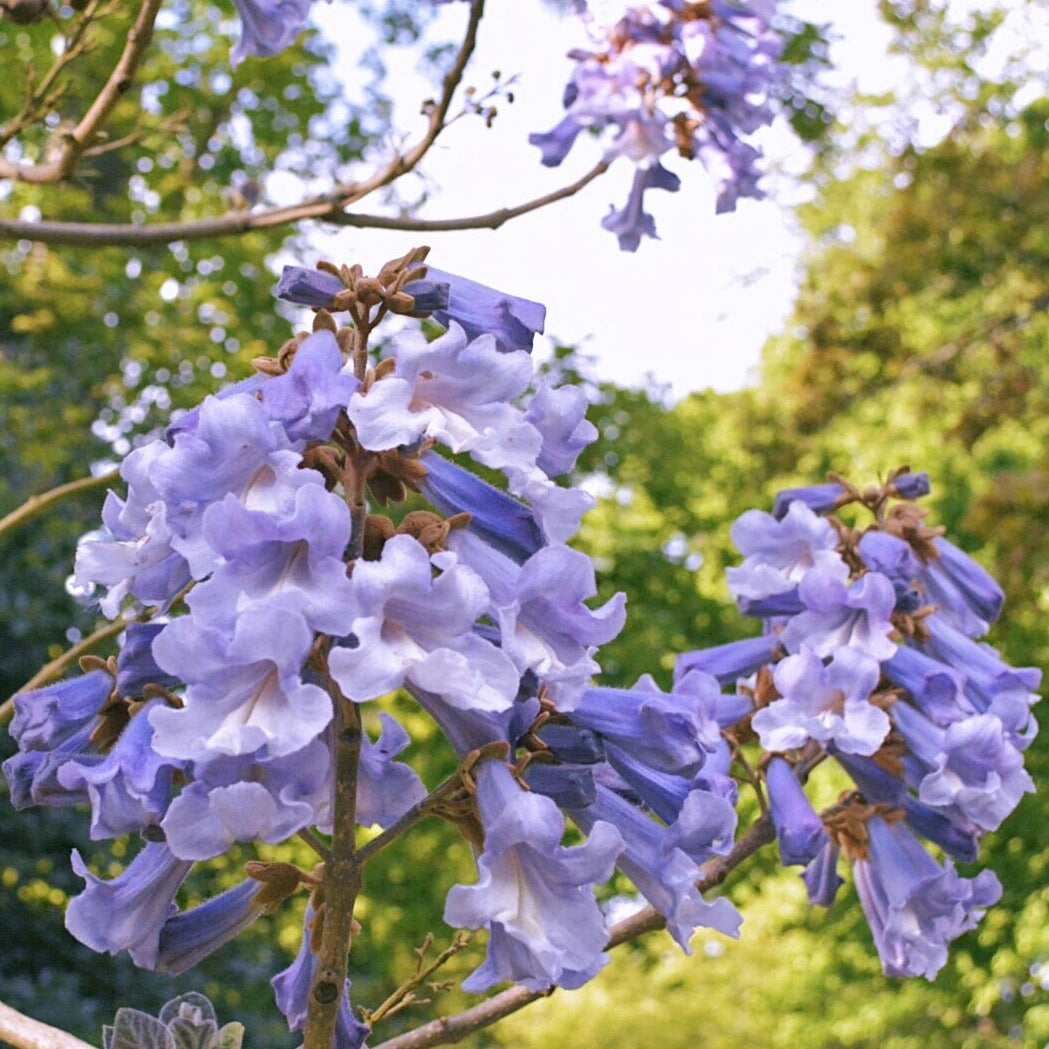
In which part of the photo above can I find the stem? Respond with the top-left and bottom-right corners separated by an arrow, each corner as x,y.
0,469 -> 118,542
368,814 -> 775,1049
304,681 -> 364,1049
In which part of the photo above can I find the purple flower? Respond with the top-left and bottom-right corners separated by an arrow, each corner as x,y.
601,162 -> 681,252
156,880 -> 265,975
771,483 -> 848,521
65,842 -> 194,968
257,330 -> 357,445
423,266 -> 546,355
850,816 -> 1001,980
753,645 -> 889,756
918,538 -> 1005,637
419,451 -> 544,564
356,713 -> 427,829
674,633 -> 781,688
572,683 -> 719,775
780,560 -> 897,662
802,839 -> 843,907
3,670 -> 112,810
765,757 -> 827,867
568,784 -> 741,949
883,645 -> 975,726
444,761 -> 623,992
57,699 -> 180,839
114,623 -> 178,696
160,738 -> 333,860
230,0 -> 320,66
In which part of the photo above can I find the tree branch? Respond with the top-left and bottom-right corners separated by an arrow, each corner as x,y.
0,160 -> 610,246
0,0 -> 163,183
0,468 -> 118,542
0,1000 -> 97,1049
369,813 -> 775,1049
0,0 -> 108,149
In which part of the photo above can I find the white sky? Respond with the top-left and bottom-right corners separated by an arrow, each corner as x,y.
299,2 -> 930,398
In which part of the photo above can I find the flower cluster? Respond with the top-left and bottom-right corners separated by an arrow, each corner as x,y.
532,0 -> 784,249
3,250 -> 743,1044
679,468 -> 1038,978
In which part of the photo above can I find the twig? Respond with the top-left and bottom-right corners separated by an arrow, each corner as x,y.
0,160 -> 611,246
0,469 -> 118,542
0,1000 -> 97,1049
369,814 -> 776,1049
298,827 -> 334,863
362,932 -> 471,1027
355,773 -> 464,868
0,0 -> 163,183
0,0 -> 107,148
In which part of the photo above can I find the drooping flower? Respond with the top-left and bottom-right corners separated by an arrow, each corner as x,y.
848,816 -> 1001,980
444,760 -> 623,992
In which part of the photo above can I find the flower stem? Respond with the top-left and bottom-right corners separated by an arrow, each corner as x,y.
304,672 -> 364,1049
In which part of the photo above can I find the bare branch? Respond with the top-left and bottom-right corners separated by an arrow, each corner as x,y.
369,814 -> 775,1049
0,468 -> 118,542
0,0 -> 107,149
0,1000 -> 97,1049
0,0 -> 163,183
0,160 -> 611,246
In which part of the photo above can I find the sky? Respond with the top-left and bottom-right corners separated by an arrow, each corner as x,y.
300,3 -> 904,398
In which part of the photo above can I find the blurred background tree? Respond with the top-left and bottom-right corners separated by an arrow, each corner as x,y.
3,1 -> 1049,1047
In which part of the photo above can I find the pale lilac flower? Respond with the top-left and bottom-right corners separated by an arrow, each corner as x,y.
780,559 -> 897,662
726,500 -> 841,604
445,761 -> 623,992
890,704 -> 1033,834
524,378 -> 597,477
347,324 -> 539,472
65,842 -> 193,968
160,738 -> 333,860
447,529 -> 625,710
150,606 -> 330,760
850,816 -> 1001,980
327,534 -> 519,712
230,0 -> 322,65
754,645 -> 889,756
